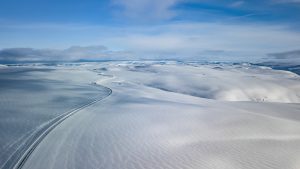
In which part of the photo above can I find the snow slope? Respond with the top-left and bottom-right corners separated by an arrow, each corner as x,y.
20,61 -> 300,169
110,62 -> 300,103
0,66 -> 111,169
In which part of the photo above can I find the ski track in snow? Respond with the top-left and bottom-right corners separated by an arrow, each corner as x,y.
0,67 -> 111,169
12,85 -> 112,169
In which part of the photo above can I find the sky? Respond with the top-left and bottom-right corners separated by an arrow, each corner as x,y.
0,0 -> 300,62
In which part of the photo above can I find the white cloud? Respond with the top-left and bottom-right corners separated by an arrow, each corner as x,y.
1,22 -> 300,62
271,0 -> 300,4
111,0 -> 180,21
104,23 -> 300,60
229,1 -> 245,7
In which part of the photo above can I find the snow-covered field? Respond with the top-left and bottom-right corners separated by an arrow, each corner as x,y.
0,66 -> 111,169
1,61 -> 300,169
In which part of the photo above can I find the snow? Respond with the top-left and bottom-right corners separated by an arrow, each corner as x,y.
0,67 -> 110,169
16,61 -> 300,169
97,62 -> 300,103
1,61 -> 300,169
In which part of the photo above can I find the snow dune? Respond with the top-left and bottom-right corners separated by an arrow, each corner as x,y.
20,61 -> 300,169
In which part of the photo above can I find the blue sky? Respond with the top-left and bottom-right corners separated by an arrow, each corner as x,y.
0,0 -> 300,61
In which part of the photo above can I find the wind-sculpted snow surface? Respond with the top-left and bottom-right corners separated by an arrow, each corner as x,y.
120,62 -> 300,103
0,66 -> 111,169
19,61 -> 300,169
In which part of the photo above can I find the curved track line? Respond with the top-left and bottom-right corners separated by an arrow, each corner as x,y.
9,85 -> 112,169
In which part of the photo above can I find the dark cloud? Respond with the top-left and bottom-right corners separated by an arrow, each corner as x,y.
268,50 -> 300,59
64,46 -> 108,55
0,48 -> 54,62
0,46 -> 133,63
262,49 -> 300,66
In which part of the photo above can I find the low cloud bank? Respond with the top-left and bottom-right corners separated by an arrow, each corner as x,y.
2,45 -> 300,65
0,46 -> 133,63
